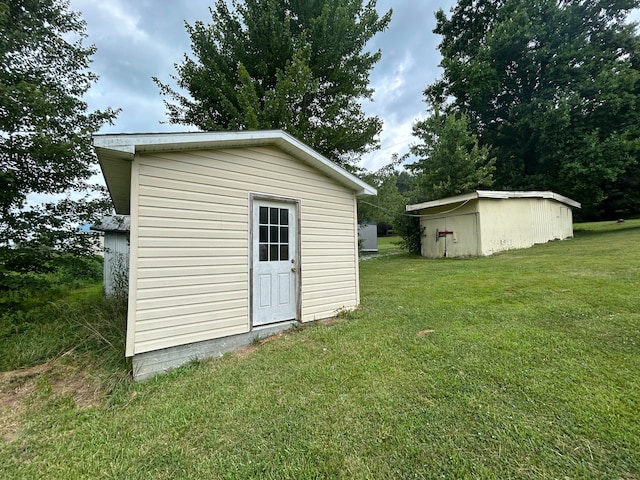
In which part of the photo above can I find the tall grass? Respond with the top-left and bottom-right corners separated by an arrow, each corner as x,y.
0,286 -> 128,375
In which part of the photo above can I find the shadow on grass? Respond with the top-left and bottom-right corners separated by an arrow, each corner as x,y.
573,223 -> 640,238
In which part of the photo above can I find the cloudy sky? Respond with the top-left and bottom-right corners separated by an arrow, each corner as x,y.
68,0 -> 457,172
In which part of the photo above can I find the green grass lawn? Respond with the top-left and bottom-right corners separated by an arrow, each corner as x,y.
1,221 -> 639,479
359,235 -> 402,258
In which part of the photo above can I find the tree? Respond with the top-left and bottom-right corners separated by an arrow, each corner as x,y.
0,0 -> 117,280
409,105 -> 495,201
154,0 -> 391,168
428,0 -> 640,217
357,153 -> 411,234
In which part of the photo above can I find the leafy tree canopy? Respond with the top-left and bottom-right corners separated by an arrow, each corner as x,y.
0,0 -> 117,280
155,0 -> 391,168
358,153 -> 412,231
409,103 -> 495,201
428,0 -> 640,217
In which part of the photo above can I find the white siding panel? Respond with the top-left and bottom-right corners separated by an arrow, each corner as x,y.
137,283 -> 244,300
139,226 -> 247,238
137,247 -> 246,258
139,215 -> 246,230
139,204 -> 246,219
138,235 -> 246,248
138,256 -> 245,269
302,263 -> 351,285
136,298 -> 247,323
303,280 -> 355,292
303,289 -> 357,302
136,307 -> 246,332
138,289 -> 246,310
304,206 -> 355,218
138,185 -> 248,209
141,161 -> 351,201
137,275 -> 246,292
304,255 -> 357,264
131,145 -> 359,355
161,148 -> 351,195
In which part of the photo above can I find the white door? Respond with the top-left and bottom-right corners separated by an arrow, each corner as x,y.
252,199 -> 297,326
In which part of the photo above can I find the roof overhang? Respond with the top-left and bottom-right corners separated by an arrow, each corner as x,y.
94,130 -> 377,215
90,215 -> 131,233
406,190 -> 581,212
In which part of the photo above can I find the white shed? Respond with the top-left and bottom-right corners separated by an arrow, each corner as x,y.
406,190 -> 581,258
93,130 -> 376,379
358,222 -> 378,252
91,215 -> 130,296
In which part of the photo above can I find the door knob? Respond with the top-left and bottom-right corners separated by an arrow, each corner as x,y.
291,267 -> 297,272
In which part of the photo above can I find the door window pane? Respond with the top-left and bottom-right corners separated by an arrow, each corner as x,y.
258,204 -> 292,262
259,244 -> 268,261
259,207 -> 268,224
270,207 -> 279,224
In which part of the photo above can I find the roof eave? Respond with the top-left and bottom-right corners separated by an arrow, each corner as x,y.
93,130 -> 376,208
407,190 -> 581,211
406,192 -> 478,212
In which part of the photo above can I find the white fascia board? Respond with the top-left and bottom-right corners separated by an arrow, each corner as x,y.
407,190 -> 581,211
548,192 -> 581,209
475,190 -> 581,208
93,130 -> 376,197
406,192 -> 478,211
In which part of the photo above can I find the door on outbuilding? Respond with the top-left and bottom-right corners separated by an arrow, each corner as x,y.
251,199 -> 298,326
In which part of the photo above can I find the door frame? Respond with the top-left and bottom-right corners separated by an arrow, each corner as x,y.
249,193 -> 301,328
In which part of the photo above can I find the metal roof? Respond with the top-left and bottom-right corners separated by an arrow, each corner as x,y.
90,215 -> 131,233
93,130 -> 377,214
406,190 -> 581,212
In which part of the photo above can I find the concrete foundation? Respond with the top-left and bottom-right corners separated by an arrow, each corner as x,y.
132,321 -> 297,380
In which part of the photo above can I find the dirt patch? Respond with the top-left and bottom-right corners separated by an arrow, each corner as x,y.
417,329 -> 435,337
319,316 -> 345,327
0,360 -> 105,443
234,333 -> 285,359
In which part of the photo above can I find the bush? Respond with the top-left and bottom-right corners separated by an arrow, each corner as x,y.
395,214 -> 422,255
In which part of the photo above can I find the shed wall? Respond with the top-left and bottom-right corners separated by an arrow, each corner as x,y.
103,232 -> 129,296
358,223 -> 378,252
418,201 -> 480,258
127,146 -> 358,356
477,199 -> 536,255
478,198 -> 574,255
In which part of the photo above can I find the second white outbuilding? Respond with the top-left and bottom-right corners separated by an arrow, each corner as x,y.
406,190 -> 581,258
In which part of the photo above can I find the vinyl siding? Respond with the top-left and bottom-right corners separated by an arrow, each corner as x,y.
128,145 -> 358,355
